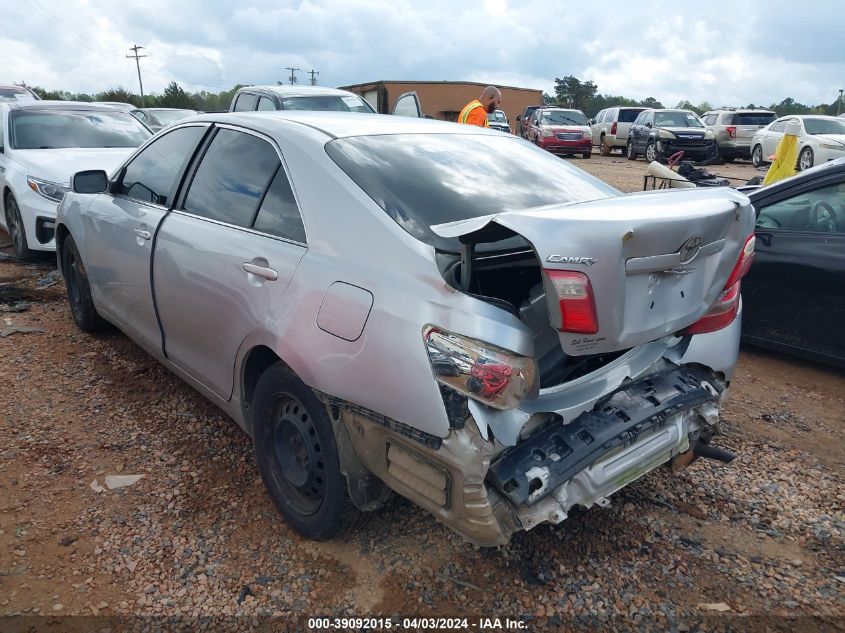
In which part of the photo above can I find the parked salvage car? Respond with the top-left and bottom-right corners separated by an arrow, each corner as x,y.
0,101 -> 152,260
56,112 -> 755,546
0,85 -> 40,102
487,109 -> 511,133
229,85 -> 394,115
515,104 -> 542,138
131,108 -> 198,133
527,107 -> 592,158
701,108 -> 777,162
750,115 -> 845,171
591,106 -> 646,156
628,109 -> 718,164
743,157 -> 845,366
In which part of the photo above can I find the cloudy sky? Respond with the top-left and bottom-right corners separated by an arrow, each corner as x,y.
2,0 -> 843,108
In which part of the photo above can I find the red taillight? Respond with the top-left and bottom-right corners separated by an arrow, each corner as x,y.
726,126 -> 737,138
610,122 -> 618,135
545,270 -> 598,334
683,234 -> 755,335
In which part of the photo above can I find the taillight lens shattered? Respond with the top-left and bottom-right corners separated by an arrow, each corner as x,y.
423,327 -> 536,410
684,233 -> 755,335
545,270 -> 599,334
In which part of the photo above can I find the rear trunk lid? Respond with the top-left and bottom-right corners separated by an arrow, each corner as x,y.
432,187 -> 755,356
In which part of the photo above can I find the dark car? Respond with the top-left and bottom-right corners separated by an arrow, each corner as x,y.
516,104 -> 542,138
627,109 -> 718,164
742,157 -> 845,366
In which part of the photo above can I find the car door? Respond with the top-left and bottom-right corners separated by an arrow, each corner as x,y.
743,176 -> 845,363
392,91 -> 422,117
83,124 -> 209,351
591,109 -> 604,139
152,125 -> 307,400
0,108 -> 8,220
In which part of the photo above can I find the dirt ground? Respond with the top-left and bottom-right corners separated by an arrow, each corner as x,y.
1,156 -> 843,631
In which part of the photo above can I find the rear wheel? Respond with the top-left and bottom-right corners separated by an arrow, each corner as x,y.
62,235 -> 104,332
599,134 -> 611,156
4,194 -> 34,261
798,146 -> 814,171
582,151 -> 591,159
626,140 -> 637,161
252,363 -> 360,540
751,144 -> 764,167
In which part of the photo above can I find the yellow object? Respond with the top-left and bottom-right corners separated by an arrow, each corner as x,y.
762,134 -> 798,185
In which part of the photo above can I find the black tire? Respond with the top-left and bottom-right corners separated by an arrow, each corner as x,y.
722,154 -> 735,163
626,140 -> 637,161
62,235 -> 104,332
751,144 -> 764,168
4,193 -> 34,261
582,151 -> 591,159
252,363 -> 360,540
599,135 -> 611,156
798,146 -> 814,171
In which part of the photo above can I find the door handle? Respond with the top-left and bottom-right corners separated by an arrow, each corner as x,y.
242,262 -> 278,281
133,228 -> 151,240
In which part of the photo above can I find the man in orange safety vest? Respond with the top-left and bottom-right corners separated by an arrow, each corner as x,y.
457,86 -> 502,127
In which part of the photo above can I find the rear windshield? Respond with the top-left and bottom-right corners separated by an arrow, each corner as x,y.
10,110 -> 152,149
803,118 -> 845,135
540,110 -> 588,126
618,109 -> 644,123
726,112 -> 776,126
281,95 -> 375,113
326,133 -> 618,251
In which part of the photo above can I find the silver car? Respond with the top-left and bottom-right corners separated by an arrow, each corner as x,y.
56,112 -> 755,546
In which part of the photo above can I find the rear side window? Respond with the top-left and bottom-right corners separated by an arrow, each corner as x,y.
252,167 -> 307,243
771,120 -> 787,133
183,129 -> 279,227
233,93 -> 256,112
257,97 -> 276,111
119,126 -> 205,205
618,109 -> 643,123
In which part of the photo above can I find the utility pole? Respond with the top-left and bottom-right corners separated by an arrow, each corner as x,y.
308,69 -> 319,86
126,45 -> 147,107
285,67 -> 300,85
838,89 -> 844,115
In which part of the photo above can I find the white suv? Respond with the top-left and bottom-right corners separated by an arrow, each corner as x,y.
591,107 -> 646,155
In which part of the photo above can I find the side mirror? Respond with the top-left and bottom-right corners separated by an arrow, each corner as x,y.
72,170 -> 109,194
515,114 -> 521,121
645,122 -> 653,128
589,119 -> 595,125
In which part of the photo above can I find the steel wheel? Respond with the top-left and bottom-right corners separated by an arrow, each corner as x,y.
798,146 -> 814,171
266,393 -> 326,516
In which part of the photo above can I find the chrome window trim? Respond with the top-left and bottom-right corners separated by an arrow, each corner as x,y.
170,208 -> 308,248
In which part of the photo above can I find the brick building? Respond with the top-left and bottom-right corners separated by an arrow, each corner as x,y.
338,80 -> 543,131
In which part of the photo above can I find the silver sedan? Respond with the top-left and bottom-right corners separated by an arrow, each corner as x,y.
56,112 -> 755,545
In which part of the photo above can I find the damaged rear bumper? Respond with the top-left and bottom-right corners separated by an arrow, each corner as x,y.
333,364 -> 726,547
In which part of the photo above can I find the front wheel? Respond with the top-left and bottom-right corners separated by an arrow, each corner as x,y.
62,235 -> 104,332
626,140 -> 637,161
798,146 -> 814,171
252,363 -> 360,540
645,140 -> 657,162
4,194 -> 34,261
582,151 -> 591,159
751,144 -> 764,167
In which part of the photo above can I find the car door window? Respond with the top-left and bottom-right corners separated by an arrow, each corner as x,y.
704,114 -> 718,126
257,97 -> 276,111
757,182 -> 845,233
233,93 -> 257,112
182,129 -> 279,227
252,166 -> 306,243
393,92 -> 422,117
119,126 -> 205,206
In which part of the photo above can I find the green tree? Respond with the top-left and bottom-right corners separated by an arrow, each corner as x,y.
553,76 -> 598,111
542,92 -> 556,106
639,97 -> 664,109
159,81 -> 193,109
95,87 -> 142,107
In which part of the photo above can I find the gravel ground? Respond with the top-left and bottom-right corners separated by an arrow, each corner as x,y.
1,157 -> 843,631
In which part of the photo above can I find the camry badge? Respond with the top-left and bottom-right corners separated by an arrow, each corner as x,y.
679,236 -> 703,264
546,255 -> 597,266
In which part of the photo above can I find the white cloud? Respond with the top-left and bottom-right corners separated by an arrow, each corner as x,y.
1,0 -> 843,108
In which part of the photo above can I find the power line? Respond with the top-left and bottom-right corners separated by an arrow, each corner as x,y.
308,69 -> 319,86
285,67 -> 300,85
126,45 -> 147,107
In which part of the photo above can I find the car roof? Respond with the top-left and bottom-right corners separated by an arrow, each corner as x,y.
182,110 -> 506,140
139,107 -> 196,112
235,85 -> 359,98
3,100 -> 130,112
